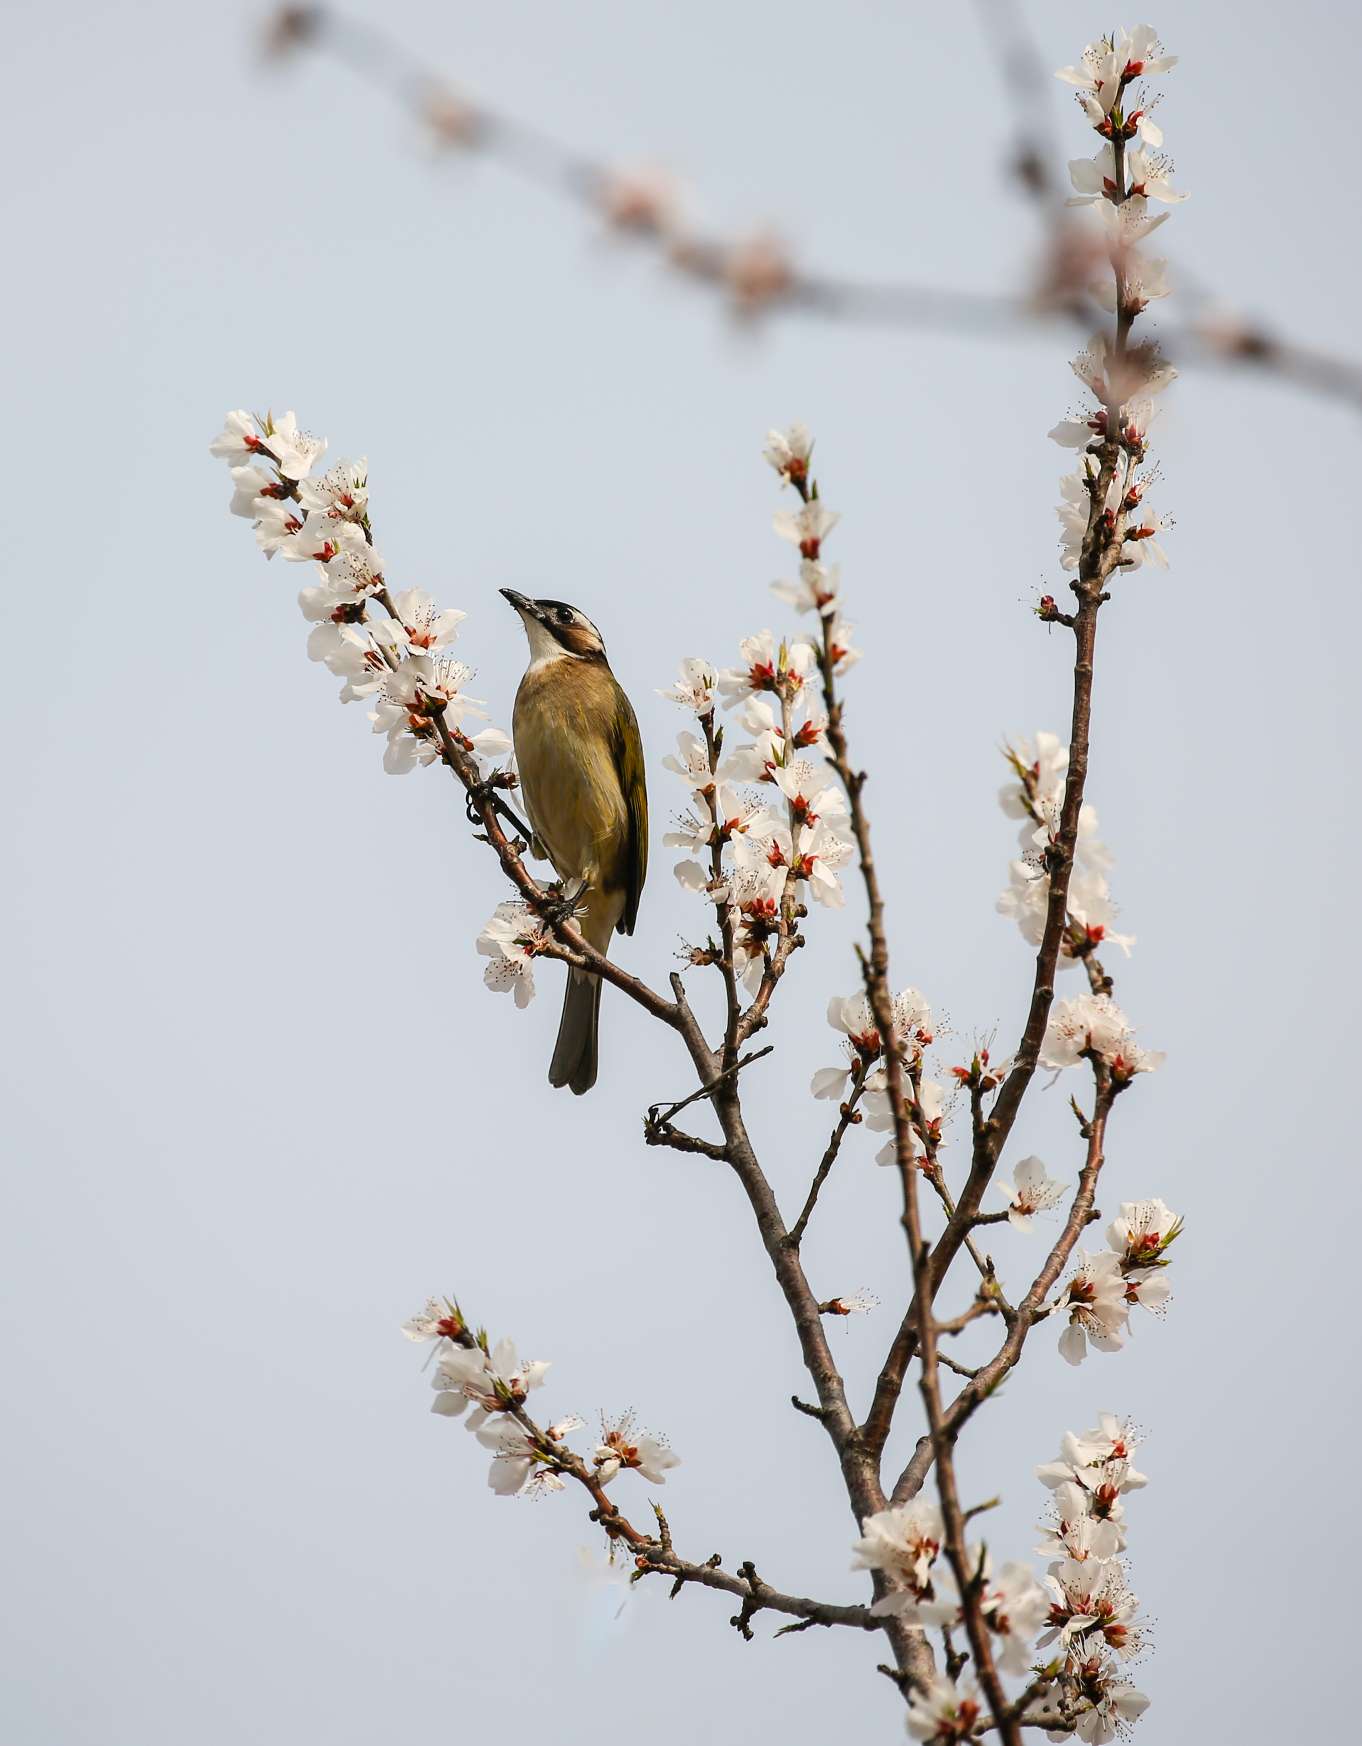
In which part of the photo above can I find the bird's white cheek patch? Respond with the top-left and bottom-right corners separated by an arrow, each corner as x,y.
521,616 -> 578,669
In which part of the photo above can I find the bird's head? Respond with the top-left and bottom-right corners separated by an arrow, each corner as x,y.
500,589 -> 608,665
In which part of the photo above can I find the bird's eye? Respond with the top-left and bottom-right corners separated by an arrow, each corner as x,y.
556,607 -> 573,624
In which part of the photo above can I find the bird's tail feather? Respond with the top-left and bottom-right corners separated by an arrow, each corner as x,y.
549,967 -> 601,1095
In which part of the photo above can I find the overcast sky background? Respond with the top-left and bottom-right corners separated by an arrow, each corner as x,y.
4,2 -> 1358,1740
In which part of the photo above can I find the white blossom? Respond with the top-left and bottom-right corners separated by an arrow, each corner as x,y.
823,613 -> 861,675
593,1412 -> 679,1485
324,530 -> 387,600
762,421 -> 814,485
658,657 -> 718,715
811,987 -> 933,1101
387,587 -> 466,655
477,901 -> 549,1008
483,1425 -> 538,1496
253,498 -> 302,558
980,1562 -> 1052,1675
772,498 -> 839,560
905,1675 -> 983,1744
370,655 -> 486,774
209,409 -> 270,465
1125,145 -> 1186,205
430,1336 -> 550,1430
401,1297 -> 464,1345
1064,1639 -> 1150,1742
771,559 -> 840,615
852,1501 -> 944,1604
716,631 -> 817,708
661,730 -> 717,789
1041,1560 -> 1142,1659
1041,994 -> 1164,1081
997,1155 -> 1068,1232
227,462 -> 275,518
308,620 -> 400,702
1056,1251 -> 1129,1365
262,409 -> 327,480
1108,1199 -> 1182,1270
295,456 -> 368,521
1035,1488 -> 1125,1566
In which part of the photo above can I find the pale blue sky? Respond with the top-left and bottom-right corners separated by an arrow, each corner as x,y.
3,3 -> 1357,1741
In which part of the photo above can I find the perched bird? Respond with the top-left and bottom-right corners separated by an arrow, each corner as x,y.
500,590 -> 648,1094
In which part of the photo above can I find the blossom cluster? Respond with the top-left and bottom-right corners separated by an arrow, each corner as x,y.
807,985 -> 955,1167
996,732 -> 1131,969
657,424 -> 860,987
1030,1414 -> 1154,1741
209,409 -> 511,776
1050,25 -> 1181,582
403,1297 -> 679,1496
1053,1198 -> 1182,1366
856,1413 -> 1153,1743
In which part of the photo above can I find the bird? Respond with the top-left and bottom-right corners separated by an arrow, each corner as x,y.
500,589 -> 648,1094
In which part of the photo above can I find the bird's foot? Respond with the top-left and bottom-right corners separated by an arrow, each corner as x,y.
531,880 -> 589,928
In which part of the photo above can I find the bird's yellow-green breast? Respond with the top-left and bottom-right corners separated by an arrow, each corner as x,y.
513,657 -> 648,942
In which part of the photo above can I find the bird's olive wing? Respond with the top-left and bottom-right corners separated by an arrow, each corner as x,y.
610,681 -> 649,935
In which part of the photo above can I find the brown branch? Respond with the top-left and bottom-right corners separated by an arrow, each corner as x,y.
786,1069 -> 868,1249
890,1069 -> 1114,1508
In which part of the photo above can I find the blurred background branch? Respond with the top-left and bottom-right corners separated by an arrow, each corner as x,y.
264,3 -> 1362,414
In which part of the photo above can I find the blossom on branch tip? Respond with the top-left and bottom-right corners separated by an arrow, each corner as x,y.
401,1296 -> 465,1345
997,1155 -> 1068,1231
1056,27 -> 1178,115
209,409 -> 270,464
658,656 -> 718,715
823,1289 -> 878,1317
762,421 -> 813,487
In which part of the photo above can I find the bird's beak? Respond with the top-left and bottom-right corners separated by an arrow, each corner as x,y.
499,588 -> 539,619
